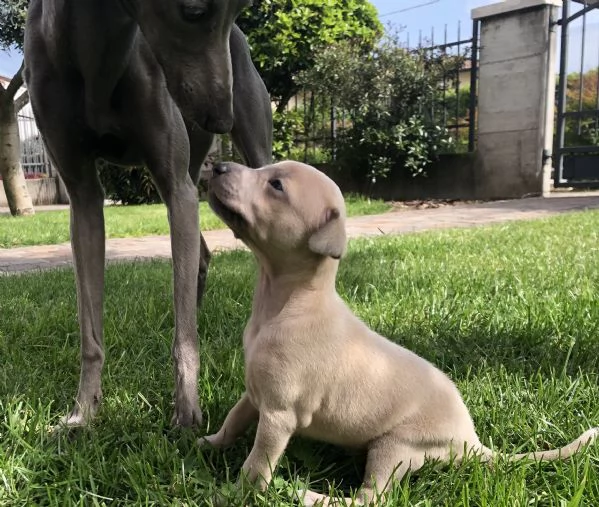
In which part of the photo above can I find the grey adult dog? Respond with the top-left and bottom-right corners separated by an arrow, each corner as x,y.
23,0 -> 272,429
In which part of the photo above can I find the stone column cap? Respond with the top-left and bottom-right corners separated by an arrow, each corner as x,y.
472,0 -> 562,20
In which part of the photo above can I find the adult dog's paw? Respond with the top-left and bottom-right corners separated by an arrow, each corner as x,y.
171,402 -> 203,428
49,401 -> 98,436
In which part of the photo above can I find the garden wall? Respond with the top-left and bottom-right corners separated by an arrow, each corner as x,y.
0,177 -> 64,208
317,153 -> 479,201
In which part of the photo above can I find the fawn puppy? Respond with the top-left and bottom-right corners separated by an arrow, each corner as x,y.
204,160 -> 598,505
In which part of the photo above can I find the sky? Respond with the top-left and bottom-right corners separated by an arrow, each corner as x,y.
375,0 -> 599,72
1,0 -> 598,78
373,0 -> 487,43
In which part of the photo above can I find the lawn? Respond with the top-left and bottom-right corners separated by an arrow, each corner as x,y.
0,195 -> 391,248
1,210 -> 598,505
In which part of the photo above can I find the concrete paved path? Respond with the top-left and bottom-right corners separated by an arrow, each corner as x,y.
1,194 -> 598,274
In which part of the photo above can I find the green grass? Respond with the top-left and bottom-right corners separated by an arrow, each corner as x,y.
343,193 -> 391,218
0,195 -> 391,248
1,210 -> 599,505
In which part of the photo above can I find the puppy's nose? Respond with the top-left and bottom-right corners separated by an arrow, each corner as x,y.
213,162 -> 229,176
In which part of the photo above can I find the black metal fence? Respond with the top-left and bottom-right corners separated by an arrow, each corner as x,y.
414,20 -> 479,153
553,0 -> 599,188
281,91 -> 340,164
282,20 -> 480,164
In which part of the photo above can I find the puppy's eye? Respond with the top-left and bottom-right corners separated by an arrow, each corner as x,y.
269,179 -> 284,192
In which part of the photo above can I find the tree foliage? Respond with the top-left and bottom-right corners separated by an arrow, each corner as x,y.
0,0 -> 28,50
237,0 -> 382,111
566,69 -> 599,111
563,69 -> 599,146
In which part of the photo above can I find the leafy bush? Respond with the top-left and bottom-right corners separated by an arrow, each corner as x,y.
272,109 -> 305,161
273,96 -> 336,163
98,162 -> 161,205
299,36 -> 460,183
287,145 -> 331,165
443,86 -> 470,123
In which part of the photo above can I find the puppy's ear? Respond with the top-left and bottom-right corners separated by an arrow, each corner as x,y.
309,208 -> 347,259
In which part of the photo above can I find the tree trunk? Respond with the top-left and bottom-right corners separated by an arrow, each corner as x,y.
0,93 -> 34,216
275,88 -> 298,115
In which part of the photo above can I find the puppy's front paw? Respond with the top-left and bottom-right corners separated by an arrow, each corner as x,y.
198,433 -> 225,449
298,489 -> 329,506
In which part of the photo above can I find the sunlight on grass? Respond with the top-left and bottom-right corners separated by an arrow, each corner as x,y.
0,210 -> 598,505
0,195 -> 391,248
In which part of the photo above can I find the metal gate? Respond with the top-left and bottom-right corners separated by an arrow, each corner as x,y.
554,0 -> 599,188
18,112 -> 54,177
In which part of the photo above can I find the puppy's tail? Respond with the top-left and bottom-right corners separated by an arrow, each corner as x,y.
480,427 -> 599,462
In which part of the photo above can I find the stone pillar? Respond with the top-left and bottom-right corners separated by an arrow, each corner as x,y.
472,0 -> 561,198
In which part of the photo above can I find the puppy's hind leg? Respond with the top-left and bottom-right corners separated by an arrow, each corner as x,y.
300,436 -> 427,506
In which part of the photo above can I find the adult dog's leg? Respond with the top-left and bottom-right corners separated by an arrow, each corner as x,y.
27,77 -> 106,427
187,129 -> 214,307
123,53 -> 201,427
61,168 -> 106,427
229,25 -> 273,167
163,167 -> 201,428
196,234 -> 212,308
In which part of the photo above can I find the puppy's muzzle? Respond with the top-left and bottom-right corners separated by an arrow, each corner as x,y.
212,162 -> 230,176
208,163 -> 246,238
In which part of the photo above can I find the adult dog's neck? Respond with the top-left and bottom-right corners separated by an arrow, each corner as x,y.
118,0 -> 139,18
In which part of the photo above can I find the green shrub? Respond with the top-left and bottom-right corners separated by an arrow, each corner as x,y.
299,37 -> 461,183
272,109 -> 305,161
98,162 -> 161,205
273,100 -> 337,163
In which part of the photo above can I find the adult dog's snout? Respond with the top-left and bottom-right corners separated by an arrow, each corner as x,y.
178,1 -> 206,22
203,113 -> 234,135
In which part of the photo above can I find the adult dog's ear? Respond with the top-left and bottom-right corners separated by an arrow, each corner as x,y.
309,208 -> 347,259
